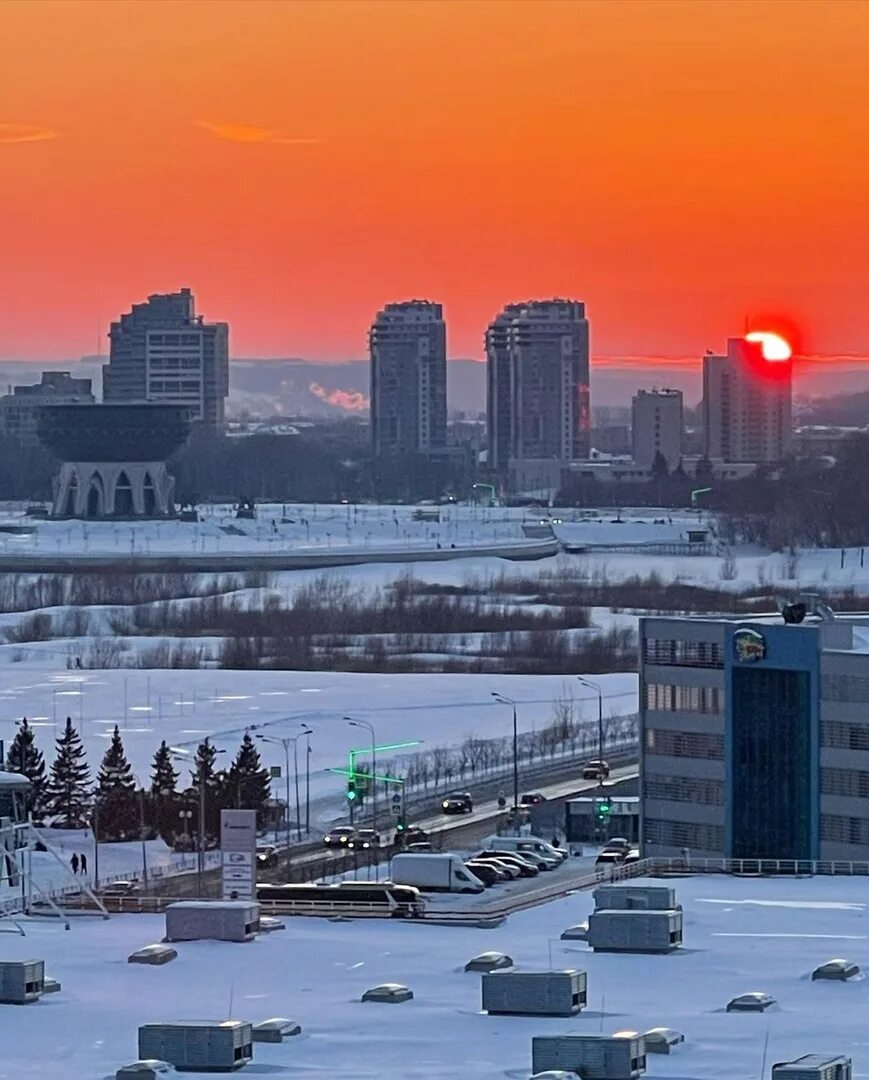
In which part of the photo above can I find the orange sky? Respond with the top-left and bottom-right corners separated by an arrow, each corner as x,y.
3,0 -> 869,364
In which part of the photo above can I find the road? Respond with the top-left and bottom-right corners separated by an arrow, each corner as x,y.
146,761 -> 638,897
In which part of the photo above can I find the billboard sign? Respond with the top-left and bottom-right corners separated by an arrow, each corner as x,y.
220,809 -> 257,901
734,628 -> 766,664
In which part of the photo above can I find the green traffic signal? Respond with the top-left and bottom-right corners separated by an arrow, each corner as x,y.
347,781 -> 357,801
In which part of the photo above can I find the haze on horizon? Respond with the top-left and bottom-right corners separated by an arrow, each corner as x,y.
3,0 -> 869,374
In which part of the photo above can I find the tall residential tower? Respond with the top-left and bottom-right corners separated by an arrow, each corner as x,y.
369,300 -> 447,459
702,337 -> 792,463
103,288 -> 229,429
486,299 -> 590,483
632,388 -> 683,470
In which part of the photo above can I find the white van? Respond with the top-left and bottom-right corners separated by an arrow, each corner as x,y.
484,835 -> 567,866
392,853 -> 485,894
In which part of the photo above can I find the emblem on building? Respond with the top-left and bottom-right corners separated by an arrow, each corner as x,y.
733,627 -> 766,663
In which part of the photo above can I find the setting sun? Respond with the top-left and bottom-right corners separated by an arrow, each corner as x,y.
745,331 -> 793,361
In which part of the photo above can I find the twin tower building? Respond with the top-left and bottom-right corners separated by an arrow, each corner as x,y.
370,299 -> 589,488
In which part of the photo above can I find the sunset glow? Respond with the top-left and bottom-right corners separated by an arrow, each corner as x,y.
745,331 -> 793,361
3,0 -> 869,364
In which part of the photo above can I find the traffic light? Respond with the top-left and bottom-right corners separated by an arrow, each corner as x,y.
596,798 -> 612,822
395,820 -> 406,832
347,779 -> 357,801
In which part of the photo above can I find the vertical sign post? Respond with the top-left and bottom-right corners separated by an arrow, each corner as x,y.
220,809 -> 257,902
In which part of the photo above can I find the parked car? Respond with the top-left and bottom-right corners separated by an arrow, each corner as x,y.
323,826 -> 356,848
347,828 -> 380,851
602,837 -> 632,855
468,858 -> 509,881
471,855 -> 522,880
474,850 -> 539,878
441,792 -> 474,815
582,759 -> 610,780
595,850 -> 626,868
99,880 -> 141,897
464,860 -> 500,887
484,834 -> 568,866
256,845 -> 279,868
519,792 -> 547,806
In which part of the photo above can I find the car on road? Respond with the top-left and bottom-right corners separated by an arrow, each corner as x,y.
623,848 -> 641,864
347,828 -> 380,851
99,880 -> 140,897
441,792 -> 474,815
519,792 -> 547,806
582,759 -> 610,780
395,826 -> 429,848
602,836 -> 632,855
595,849 -> 626,868
256,844 -> 280,868
323,826 -> 356,849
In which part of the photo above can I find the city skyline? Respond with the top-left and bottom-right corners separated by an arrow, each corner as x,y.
4,0 -> 869,371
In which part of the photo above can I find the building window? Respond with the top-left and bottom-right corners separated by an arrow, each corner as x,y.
643,777 -> 724,805
821,767 -> 869,798
645,728 -> 724,759
821,815 -> 869,846
822,673 -> 869,703
644,818 -> 724,851
821,721 -> 869,752
644,683 -> 722,714
643,638 -> 723,669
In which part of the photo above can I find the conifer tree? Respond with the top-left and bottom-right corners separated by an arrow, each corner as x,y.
46,717 -> 91,828
190,739 -> 221,841
227,732 -> 271,826
5,717 -> 47,819
150,740 -> 180,839
96,726 -> 138,839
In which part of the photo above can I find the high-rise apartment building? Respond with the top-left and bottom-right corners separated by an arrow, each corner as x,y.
486,299 -> 590,477
702,337 -> 792,463
103,288 -> 229,428
369,300 -> 447,458
631,388 -> 683,469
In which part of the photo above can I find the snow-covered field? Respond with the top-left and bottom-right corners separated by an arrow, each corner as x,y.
4,873 -> 869,1078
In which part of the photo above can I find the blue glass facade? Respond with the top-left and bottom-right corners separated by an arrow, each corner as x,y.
724,624 -> 820,860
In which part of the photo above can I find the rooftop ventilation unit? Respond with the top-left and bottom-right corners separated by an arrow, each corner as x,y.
165,901 -> 259,943
587,909 -> 682,954
771,1054 -> 852,1079
128,945 -> 177,966
482,970 -> 587,1017
361,983 -> 413,1003
115,1062 -> 176,1079
138,1021 -> 253,1072
532,1034 -> 646,1079
726,991 -> 776,1012
465,951 -> 514,972
592,885 -> 678,912
642,1028 -> 684,1054
0,960 -> 44,1004
811,959 -> 860,982
252,1018 -> 301,1042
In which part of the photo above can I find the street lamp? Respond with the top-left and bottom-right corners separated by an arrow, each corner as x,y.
257,727 -> 313,866
576,676 -> 605,793
345,717 -> 377,832
170,742 -> 224,895
491,692 -> 519,813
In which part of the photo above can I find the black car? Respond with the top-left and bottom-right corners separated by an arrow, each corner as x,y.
347,828 -> 380,851
255,844 -> 279,868
323,826 -> 356,848
519,792 -> 547,806
441,792 -> 473,815
394,825 -> 429,848
582,759 -> 610,780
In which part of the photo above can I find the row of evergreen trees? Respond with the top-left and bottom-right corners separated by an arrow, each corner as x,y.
5,718 -> 272,843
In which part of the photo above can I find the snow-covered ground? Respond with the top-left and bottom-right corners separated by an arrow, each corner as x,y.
4,872 -> 869,1078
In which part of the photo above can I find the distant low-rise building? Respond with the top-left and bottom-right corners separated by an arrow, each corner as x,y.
0,371 -> 94,445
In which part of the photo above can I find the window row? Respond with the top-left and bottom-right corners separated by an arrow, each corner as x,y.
643,776 -> 724,806
821,720 -> 869,752
820,814 -> 869,846
821,767 -> 869,799
645,728 -> 724,760
644,683 -> 723,714
643,638 -> 723,669
821,673 -> 869,704
643,818 -> 725,852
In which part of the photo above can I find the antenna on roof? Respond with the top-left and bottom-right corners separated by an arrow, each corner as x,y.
759,1026 -> 770,1078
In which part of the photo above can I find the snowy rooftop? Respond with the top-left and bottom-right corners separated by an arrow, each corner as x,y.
6,873 -> 869,1079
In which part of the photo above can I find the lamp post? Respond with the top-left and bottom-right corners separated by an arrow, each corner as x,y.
576,676 -> 605,793
304,731 -> 312,834
257,727 -> 313,867
491,692 -> 519,813
345,717 -> 377,832
170,743 -> 224,895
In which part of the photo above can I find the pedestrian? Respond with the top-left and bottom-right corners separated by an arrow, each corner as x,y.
70,853 -> 79,875
551,833 -> 560,848
79,852 -> 88,876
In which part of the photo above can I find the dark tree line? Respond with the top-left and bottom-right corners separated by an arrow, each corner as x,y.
4,720 -> 273,844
